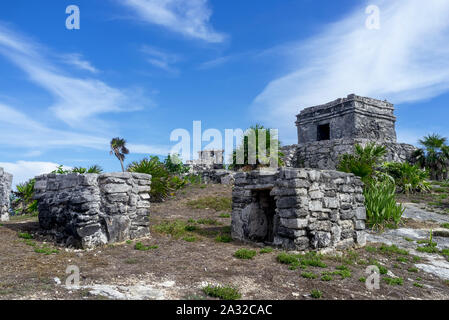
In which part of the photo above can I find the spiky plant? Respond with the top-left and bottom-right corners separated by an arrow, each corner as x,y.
110,137 -> 129,172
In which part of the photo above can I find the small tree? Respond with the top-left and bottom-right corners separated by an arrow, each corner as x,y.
110,137 -> 129,172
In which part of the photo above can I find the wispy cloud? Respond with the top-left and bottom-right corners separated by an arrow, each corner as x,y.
0,24 -> 148,128
61,53 -> 99,73
251,0 -> 449,142
0,161 -> 73,186
141,45 -> 180,74
120,0 -> 226,43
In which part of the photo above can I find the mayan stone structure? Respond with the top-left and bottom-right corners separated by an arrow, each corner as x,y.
232,168 -> 366,251
282,94 -> 417,169
34,172 -> 151,248
0,168 -> 13,222
186,149 -> 236,184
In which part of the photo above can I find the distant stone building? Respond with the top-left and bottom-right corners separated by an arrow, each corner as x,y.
282,94 -> 416,169
0,168 -> 13,222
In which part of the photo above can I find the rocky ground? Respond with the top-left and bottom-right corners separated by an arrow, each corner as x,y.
1,183 -> 449,300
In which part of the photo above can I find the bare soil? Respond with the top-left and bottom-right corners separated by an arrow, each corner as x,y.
1,183 -> 449,300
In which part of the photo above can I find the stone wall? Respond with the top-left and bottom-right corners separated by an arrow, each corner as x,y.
232,168 -> 366,251
34,172 -> 151,248
296,94 -> 397,144
195,169 -> 236,185
0,168 -> 13,222
281,139 -> 416,170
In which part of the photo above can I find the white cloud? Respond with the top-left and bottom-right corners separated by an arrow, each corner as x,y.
0,161 -> 70,186
0,24 -> 148,127
141,45 -> 180,73
251,0 -> 449,143
61,53 -> 99,73
121,0 -> 226,43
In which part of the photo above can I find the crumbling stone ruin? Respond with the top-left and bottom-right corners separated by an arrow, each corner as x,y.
282,94 -> 416,169
186,149 -> 235,184
231,168 -> 366,251
33,172 -> 151,248
0,167 -> 13,222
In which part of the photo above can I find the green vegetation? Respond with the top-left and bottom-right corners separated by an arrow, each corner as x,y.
414,133 -> 449,181
310,289 -> 322,299
359,277 -> 366,283
230,124 -> 284,171
383,277 -> 404,286
332,265 -> 352,279
337,143 -> 404,228
134,242 -> 158,251
234,248 -> 257,260
34,246 -> 59,255
202,285 -> 241,300
153,220 -> 190,238
259,247 -> 273,254
441,223 -> 449,229
381,162 -> 430,194
110,137 -> 129,172
18,232 -> 33,240
413,282 -> 424,288
71,165 -> 103,174
363,179 -> 404,228
215,234 -> 232,243
301,272 -> 318,279
379,244 -> 409,256
321,274 -> 333,281
219,213 -> 231,218
12,179 -> 38,216
365,246 -> 377,253
408,267 -> 418,273
397,257 -> 408,263
187,197 -> 232,211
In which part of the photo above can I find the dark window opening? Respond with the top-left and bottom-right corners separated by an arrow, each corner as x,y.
317,123 -> 330,141
251,190 -> 277,243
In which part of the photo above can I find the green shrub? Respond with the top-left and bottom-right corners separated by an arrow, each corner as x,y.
337,143 -> 387,184
381,162 -> 430,194
234,248 -> 257,260
364,179 -> 404,228
153,220 -> 189,238
321,274 -> 333,281
12,179 -> 38,216
164,154 -> 189,175
202,285 -> 241,300
127,156 -> 172,202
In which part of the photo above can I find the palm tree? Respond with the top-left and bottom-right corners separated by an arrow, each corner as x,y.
110,137 -> 129,172
414,134 -> 449,181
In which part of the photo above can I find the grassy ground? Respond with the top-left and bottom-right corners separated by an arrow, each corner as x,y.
1,183 -> 449,300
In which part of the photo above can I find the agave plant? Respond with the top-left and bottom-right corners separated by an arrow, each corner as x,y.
110,137 -> 129,172
381,162 -> 430,194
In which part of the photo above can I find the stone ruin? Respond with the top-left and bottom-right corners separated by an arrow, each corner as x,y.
231,168 -> 366,251
0,167 -> 13,222
282,94 -> 416,169
33,172 -> 151,248
186,149 -> 235,184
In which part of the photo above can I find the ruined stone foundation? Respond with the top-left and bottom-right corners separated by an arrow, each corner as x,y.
34,172 -> 151,248
231,168 -> 366,251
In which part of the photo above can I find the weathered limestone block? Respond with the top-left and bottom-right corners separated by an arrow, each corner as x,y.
34,172 -> 151,248
231,168 -> 366,251
0,168 -> 13,222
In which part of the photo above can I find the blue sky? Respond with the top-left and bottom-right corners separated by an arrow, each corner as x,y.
0,0 -> 449,185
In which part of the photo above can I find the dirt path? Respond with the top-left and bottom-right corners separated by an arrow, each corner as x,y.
1,184 -> 449,300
